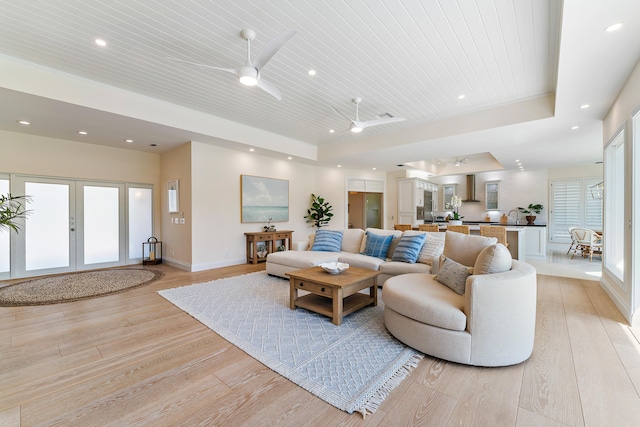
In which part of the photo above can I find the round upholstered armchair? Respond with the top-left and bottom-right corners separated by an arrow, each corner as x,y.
383,232 -> 537,367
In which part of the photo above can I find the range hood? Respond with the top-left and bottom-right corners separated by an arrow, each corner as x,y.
462,174 -> 481,202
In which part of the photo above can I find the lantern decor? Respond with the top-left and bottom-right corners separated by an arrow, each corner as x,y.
142,237 -> 163,265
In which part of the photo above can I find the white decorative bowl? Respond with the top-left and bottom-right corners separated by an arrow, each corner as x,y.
320,262 -> 349,274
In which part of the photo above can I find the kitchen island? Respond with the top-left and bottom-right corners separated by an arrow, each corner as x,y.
423,222 -> 546,261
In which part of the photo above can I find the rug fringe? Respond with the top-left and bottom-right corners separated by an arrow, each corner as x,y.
357,353 -> 424,417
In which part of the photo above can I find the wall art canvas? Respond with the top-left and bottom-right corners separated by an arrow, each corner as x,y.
241,175 -> 289,223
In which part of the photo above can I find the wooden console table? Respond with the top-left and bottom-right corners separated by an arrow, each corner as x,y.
244,230 -> 293,264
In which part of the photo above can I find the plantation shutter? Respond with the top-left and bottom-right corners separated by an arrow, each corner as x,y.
584,178 -> 603,230
549,178 -> 603,244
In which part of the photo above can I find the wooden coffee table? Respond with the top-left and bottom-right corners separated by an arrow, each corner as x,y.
286,266 -> 380,325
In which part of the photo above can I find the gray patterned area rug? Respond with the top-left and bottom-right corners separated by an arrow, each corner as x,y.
0,268 -> 163,306
158,271 -> 422,416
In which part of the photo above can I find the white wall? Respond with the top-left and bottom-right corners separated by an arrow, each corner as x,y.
0,130 -> 162,239
602,59 -> 640,326
188,142 -> 385,271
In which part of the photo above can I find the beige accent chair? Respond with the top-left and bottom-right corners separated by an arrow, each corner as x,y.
393,224 -> 413,231
480,225 -> 509,247
418,224 -> 440,232
447,224 -> 470,234
383,231 -> 537,367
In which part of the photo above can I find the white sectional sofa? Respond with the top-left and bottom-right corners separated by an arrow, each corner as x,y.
266,227 -> 445,285
268,227 -> 537,367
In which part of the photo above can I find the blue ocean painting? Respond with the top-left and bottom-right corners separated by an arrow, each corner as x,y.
241,175 -> 289,223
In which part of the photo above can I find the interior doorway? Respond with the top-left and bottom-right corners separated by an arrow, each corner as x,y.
348,192 -> 383,229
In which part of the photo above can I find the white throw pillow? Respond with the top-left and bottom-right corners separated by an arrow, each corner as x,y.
417,233 -> 445,265
474,243 -> 512,274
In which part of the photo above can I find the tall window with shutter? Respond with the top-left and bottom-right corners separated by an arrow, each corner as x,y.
549,178 -> 603,244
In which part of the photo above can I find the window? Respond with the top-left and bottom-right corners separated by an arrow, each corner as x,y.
549,178 -> 603,244
604,130 -> 625,281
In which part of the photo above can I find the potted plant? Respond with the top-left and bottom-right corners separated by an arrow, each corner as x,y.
304,194 -> 333,228
445,195 -> 464,225
0,194 -> 30,232
518,203 -> 544,225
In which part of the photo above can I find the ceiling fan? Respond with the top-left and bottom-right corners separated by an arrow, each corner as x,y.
453,158 -> 468,167
167,28 -> 296,100
332,97 -> 405,133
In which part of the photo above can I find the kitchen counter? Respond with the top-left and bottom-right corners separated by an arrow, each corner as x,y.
432,221 -> 547,227
426,223 -> 528,261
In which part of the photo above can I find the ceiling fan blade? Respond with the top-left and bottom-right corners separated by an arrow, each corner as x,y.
256,78 -> 283,100
331,105 -> 352,122
360,116 -> 406,129
166,57 -> 237,74
252,29 -> 297,71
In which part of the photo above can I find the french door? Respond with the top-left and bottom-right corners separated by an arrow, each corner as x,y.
10,176 -> 150,278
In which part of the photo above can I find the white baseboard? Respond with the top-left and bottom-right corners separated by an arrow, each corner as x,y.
190,257 -> 248,272
600,274 -> 632,325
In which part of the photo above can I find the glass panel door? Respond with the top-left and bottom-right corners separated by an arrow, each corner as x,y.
128,186 -> 153,261
13,177 -> 76,276
77,183 -> 125,268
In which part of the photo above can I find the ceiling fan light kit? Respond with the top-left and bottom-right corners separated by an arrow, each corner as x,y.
167,28 -> 296,100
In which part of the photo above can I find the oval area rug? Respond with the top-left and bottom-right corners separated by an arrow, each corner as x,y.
0,268 -> 163,306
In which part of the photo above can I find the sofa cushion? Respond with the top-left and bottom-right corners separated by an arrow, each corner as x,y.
474,243 -> 512,274
341,228 -> 365,253
361,231 -> 395,259
383,273 -> 466,331
363,228 -> 403,256
443,232 -> 498,267
311,229 -> 343,252
267,250 -> 339,269
380,261 -> 431,276
338,252 -> 387,270
435,257 -> 472,295
391,233 -> 426,263
417,232 -> 445,265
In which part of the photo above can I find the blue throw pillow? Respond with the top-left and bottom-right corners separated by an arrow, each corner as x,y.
392,233 -> 427,263
362,232 -> 395,260
311,229 -> 343,252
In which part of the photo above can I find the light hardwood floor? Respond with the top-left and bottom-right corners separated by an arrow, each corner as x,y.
1,263 -> 640,426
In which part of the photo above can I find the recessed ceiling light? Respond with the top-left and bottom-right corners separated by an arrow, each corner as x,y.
95,38 -> 107,47
329,129 -> 335,133
308,69 -> 316,76
457,94 -> 465,99
249,148 -> 255,152
17,120 -> 30,125
124,139 -> 134,143
77,131 -> 88,135
337,165 -> 341,168
571,125 -> 579,130
580,104 -> 590,109
287,156 -> 292,160
372,167 -> 376,171
605,23 -> 623,32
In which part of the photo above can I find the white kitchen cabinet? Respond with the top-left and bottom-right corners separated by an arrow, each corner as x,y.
442,184 -> 456,209
397,178 -> 438,226
525,227 -> 547,258
485,181 -> 500,210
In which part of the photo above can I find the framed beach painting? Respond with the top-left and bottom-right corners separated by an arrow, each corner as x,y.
241,175 -> 289,223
